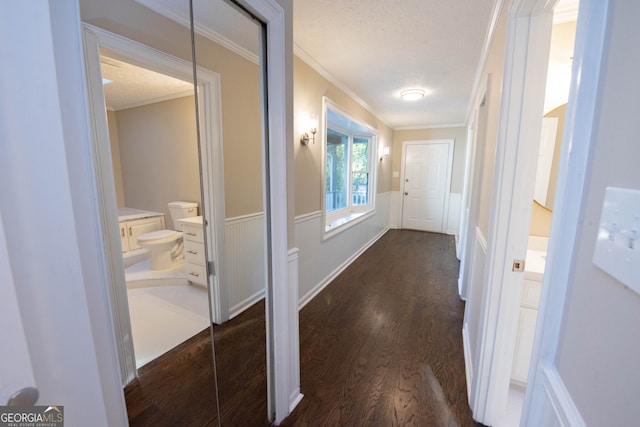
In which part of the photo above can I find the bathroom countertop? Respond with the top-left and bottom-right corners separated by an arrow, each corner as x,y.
118,207 -> 164,222
525,249 -> 546,281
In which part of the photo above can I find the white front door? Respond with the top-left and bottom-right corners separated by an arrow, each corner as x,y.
401,141 -> 453,232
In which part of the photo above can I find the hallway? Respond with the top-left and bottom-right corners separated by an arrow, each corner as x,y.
124,229 -> 480,426
282,229 -> 481,426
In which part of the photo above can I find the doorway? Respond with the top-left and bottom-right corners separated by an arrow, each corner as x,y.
462,0 -> 580,425
400,140 -> 454,233
83,23 -> 226,385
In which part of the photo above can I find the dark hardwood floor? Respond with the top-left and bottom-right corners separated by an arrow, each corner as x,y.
124,229 -> 480,427
281,229 -> 481,426
124,301 -> 269,427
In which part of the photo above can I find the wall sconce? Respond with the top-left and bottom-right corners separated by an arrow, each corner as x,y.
379,146 -> 390,161
300,114 -> 318,146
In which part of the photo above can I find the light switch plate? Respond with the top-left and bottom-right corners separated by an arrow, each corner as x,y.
393,171 -> 400,178
593,187 -> 640,294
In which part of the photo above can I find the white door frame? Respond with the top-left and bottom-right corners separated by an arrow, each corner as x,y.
458,78 -> 489,300
469,0 -> 602,425
468,0 -> 557,424
523,0 -> 609,424
4,0 -> 297,424
399,139 -> 454,233
234,0 -> 302,422
82,24 -> 228,384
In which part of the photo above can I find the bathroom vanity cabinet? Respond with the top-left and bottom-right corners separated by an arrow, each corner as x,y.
179,217 -> 206,287
118,213 -> 164,252
511,277 -> 542,384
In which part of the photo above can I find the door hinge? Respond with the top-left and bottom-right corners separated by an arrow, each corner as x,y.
208,260 -> 216,276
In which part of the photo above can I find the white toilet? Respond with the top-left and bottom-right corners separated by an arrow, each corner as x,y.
137,201 -> 198,271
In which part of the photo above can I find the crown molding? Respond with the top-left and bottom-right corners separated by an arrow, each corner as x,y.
135,0 -> 259,64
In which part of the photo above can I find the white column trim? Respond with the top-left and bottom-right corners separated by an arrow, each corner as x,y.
237,0 -> 298,423
470,2 -> 557,424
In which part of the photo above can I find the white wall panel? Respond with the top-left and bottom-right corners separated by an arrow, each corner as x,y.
225,213 -> 265,318
296,192 -> 391,308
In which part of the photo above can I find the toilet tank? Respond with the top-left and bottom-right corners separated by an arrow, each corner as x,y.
168,201 -> 198,230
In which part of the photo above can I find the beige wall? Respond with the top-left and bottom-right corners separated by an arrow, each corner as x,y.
529,201 -> 552,237
555,2 -> 640,424
529,104 -> 566,237
293,56 -> 393,216
114,96 -> 200,226
392,127 -> 467,193
81,0 -> 264,220
475,6 -> 509,236
544,103 -> 566,210
107,110 -> 125,207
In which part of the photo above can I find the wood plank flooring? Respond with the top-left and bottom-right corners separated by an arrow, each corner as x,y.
124,300 -> 269,427
124,229 -> 481,426
281,230 -> 481,426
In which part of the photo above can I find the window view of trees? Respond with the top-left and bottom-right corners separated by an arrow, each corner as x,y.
323,102 -> 376,233
325,128 -> 370,212
326,129 -> 348,211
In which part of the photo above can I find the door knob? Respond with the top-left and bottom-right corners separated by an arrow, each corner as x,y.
7,387 -> 39,406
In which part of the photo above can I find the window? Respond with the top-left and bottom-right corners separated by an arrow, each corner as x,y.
323,98 -> 377,236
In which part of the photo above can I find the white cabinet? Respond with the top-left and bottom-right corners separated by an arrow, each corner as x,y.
119,216 -> 164,252
511,278 -> 542,385
180,218 -> 206,287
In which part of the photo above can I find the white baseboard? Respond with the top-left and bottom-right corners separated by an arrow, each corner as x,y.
541,366 -> 586,427
462,323 -> 473,402
228,289 -> 265,319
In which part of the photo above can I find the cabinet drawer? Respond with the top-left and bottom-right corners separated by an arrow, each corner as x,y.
522,279 -> 542,309
184,240 -> 206,266
182,224 -> 204,243
185,262 -> 207,286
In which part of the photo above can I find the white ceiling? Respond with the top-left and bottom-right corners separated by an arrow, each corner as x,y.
110,0 -> 578,127
294,0 -> 495,128
100,53 -> 193,111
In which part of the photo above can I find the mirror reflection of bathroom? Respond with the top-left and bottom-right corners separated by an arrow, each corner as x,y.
506,1 -> 578,423
191,1 -> 269,424
101,50 -> 211,370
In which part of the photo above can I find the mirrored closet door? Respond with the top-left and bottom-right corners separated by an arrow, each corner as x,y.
191,0 -> 271,425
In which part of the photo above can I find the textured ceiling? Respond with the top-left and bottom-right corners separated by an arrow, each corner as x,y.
116,0 -> 578,128
294,0 -> 495,128
100,53 -> 193,111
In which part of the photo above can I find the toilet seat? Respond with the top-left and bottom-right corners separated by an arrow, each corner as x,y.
137,229 -> 181,245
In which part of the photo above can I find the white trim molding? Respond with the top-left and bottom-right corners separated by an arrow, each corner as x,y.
469,2 -> 557,423
287,248 -> 303,412
234,0 -> 298,423
523,0 -> 609,424
135,0 -> 260,64
526,365 -> 586,427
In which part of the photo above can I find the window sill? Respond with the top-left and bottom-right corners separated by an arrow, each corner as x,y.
323,208 -> 375,240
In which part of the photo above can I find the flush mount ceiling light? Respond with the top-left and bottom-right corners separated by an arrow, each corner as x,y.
400,89 -> 425,101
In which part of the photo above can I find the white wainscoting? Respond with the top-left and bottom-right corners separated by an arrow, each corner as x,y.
390,191 -> 461,235
525,364 -> 586,427
296,191 -> 391,308
225,213 -> 265,318
390,190 -> 402,229
447,193 -> 462,236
